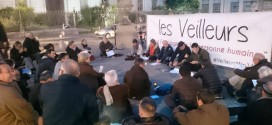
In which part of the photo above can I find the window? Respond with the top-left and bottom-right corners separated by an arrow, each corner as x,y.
213,3 -> 221,13
243,1 -> 257,12
202,4 -> 209,13
230,2 -> 239,12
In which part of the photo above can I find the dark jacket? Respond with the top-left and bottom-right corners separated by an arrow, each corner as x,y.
170,45 -> 191,62
97,84 -> 132,123
10,47 -> 27,68
158,45 -> 174,62
187,47 -> 210,64
40,74 -> 99,125
66,47 -> 81,61
23,37 -> 40,57
123,65 -> 151,100
79,62 -> 105,91
99,41 -> 114,52
145,45 -> 160,57
238,98 -> 272,125
38,57 -> 56,78
234,59 -> 272,79
28,83 -> 43,116
174,103 -> 229,125
122,114 -> 170,125
165,76 -> 202,110
193,65 -> 222,94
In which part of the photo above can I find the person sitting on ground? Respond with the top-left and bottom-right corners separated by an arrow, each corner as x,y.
41,43 -> 56,59
184,43 -> 210,72
40,59 -> 99,125
169,41 -> 191,68
97,70 -> 132,123
173,89 -> 229,125
246,66 -> 272,104
193,59 -> 223,97
238,75 -> 272,125
125,39 -> 143,61
38,49 -> 56,79
164,66 -> 202,110
66,40 -> 81,61
53,53 -> 69,80
23,32 -> 41,62
81,39 -> 92,51
78,52 -> 105,91
0,62 -> 39,124
143,39 -> 160,62
122,97 -> 170,125
157,40 -> 173,64
124,58 -> 151,100
223,53 -> 272,98
29,70 -> 53,116
10,41 -> 27,68
99,37 -> 114,58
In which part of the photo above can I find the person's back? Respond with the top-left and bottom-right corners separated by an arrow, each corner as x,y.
193,60 -> 222,95
174,89 -> 229,125
41,60 -> 99,125
123,58 -> 150,100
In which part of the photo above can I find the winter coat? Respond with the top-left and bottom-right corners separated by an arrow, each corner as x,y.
164,76 -> 202,110
193,65 -> 222,94
99,41 -> 114,52
23,37 -> 40,58
66,46 -> 81,61
234,59 -> 272,79
187,47 -> 210,64
79,62 -> 104,91
158,45 -> 174,62
170,45 -> 191,62
40,74 -> 99,125
123,65 -> 151,100
174,103 -> 229,125
122,114 -> 170,125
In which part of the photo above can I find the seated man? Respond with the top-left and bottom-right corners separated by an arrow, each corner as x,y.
173,89 -> 229,125
169,41 -> 191,68
38,49 -> 56,80
125,39 -> 143,60
184,43 -> 210,72
164,66 -> 202,110
123,58 -> 151,100
122,97 -> 170,125
193,59 -> 222,97
238,75 -> 272,125
144,39 -> 160,62
223,53 -> 272,98
0,62 -> 39,124
99,36 -> 114,58
157,40 -> 173,64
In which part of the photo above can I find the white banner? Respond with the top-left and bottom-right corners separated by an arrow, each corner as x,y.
147,12 -> 272,68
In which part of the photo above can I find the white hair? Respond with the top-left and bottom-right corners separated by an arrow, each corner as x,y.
60,59 -> 80,76
77,52 -> 90,63
258,66 -> 272,78
104,70 -> 119,86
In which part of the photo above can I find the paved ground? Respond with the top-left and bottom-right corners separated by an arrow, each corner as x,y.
8,26 -> 246,123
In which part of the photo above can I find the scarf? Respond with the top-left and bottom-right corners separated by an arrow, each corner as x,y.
149,45 -> 155,56
103,82 -> 120,106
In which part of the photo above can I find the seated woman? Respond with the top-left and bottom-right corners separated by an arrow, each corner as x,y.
10,41 -> 27,68
80,39 -> 95,61
78,52 -> 105,91
143,39 -> 160,62
66,41 -> 81,61
97,70 -> 132,123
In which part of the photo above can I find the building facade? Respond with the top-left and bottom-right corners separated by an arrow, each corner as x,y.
199,0 -> 272,13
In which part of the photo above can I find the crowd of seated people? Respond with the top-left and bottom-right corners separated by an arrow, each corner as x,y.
1,32 -> 272,125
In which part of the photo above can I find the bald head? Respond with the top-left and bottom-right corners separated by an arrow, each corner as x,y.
162,40 -> 169,48
60,59 -> 80,77
253,53 -> 265,65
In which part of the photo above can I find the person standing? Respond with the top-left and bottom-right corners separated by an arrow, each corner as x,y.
40,59 -> 99,125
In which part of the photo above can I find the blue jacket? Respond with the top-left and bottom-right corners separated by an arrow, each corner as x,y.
40,74 -> 99,125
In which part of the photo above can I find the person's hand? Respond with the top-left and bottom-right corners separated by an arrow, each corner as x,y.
106,49 -> 109,52
190,61 -> 198,64
169,61 -> 173,66
38,116 -> 43,125
184,54 -> 189,58
19,47 -> 23,53
157,59 -> 161,63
